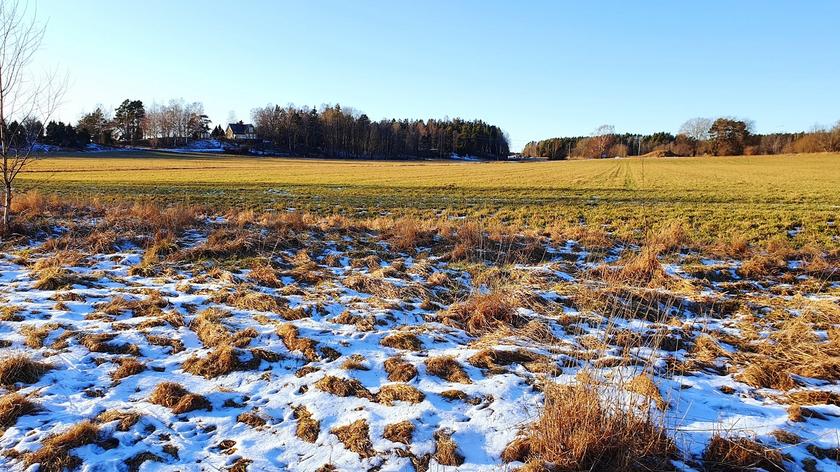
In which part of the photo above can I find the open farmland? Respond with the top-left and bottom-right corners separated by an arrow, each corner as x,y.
17,152 -> 840,248
0,153 -> 838,471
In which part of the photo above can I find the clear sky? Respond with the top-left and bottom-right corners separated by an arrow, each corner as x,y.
30,0 -> 840,150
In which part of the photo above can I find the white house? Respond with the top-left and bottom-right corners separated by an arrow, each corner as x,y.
225,122 -> 257,141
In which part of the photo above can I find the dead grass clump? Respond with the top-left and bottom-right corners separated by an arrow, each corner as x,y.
182,227 -> 256,261
785,390 -> 840,407
95,410 -> 140,431
376,384 -> 425,405
79,333 -> 139,355
383,420 -> 414,445
237,411 -> 267,428
384,356 -> 417,382
33,266 -> 81,291
467,348 -> 539,372
182,345 -> 260,379
702,434 -> 785,472
385,218 -> 435,253
0,355 -> 51,386
508,382 -> 675,471
189,308 -> 249,348
293,406 -> 320,443
277,323 -> 320,361
145,334 -> 185,353
433,429 -> 464,466
111,358 -> 146,381
735,361 -> 798,391
0,393 -> 37,431
211,286 -> 286,313
625,374 -> 668,410
0,305 -> 23,321
331,419 -> 375,459
425,356 -> 471,384
381,331 -> 422,351
248,263 -> 282,288
341,354 -> 370,371
314,376 -> 374,400
286,250 -> 325,285
426,271 -> 451,287
148,382 -> 211,414
20,323 -> 60,348
343,274 -> 403,299
22,421 -> 101,472
441,291 -> 525,335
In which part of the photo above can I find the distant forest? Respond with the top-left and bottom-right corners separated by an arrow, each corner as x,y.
523,118 -> 840,159
251,104 -> 509,159
2,98 -> 510,160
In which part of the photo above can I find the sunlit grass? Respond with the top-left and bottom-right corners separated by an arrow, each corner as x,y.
19,151 -> 840,248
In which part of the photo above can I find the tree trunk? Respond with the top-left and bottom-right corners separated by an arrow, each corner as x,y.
2,183 -> 11,234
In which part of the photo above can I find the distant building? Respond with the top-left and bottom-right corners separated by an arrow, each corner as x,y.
225,122 -> 256,141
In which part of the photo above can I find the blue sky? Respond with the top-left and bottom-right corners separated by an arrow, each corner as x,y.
31,0 -> 840,150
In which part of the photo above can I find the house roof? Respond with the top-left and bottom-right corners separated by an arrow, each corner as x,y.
227,123 -> 255,134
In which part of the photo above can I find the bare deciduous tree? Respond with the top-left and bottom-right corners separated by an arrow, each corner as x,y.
678,117 -> 712,156
0,0 -> 66,234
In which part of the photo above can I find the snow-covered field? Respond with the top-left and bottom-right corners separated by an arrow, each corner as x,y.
0,211 -> 838,471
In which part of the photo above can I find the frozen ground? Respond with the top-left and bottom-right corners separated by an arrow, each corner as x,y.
0,214 -> 838,471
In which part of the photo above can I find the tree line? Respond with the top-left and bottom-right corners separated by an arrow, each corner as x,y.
9,99 -> 511,159
250,104 -> 509,159
522,117 -> 840,159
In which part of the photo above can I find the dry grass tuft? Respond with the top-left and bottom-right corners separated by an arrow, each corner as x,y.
433,429 -> 464,466
182,345 -> 260,378
0,393 -> 37,432
20,323 -> 61,348
314,376 -> 374,400
248,262 -> 282,288
0,355 -> 51,386
95,410 -> 140,431
22,421 -> 101,472
425,356 -> 471,384
508,382 -> 674,471
376,383 -> 425,405
33,266 -> 81,291
625,373 -> 668,410
293,406 -> 320,443
341,354 -> 370,371
79,333 -> 139,355
214,287 -> 285,312
380,331 -> 422,351
237,411 -> 267,428
383,420 -> 414,445
441,291 -> 525,335
277,323 -> 320,361
735,361 -> 797,391
111,358 -> 146,381
148,382 -> 211,414
384,356 -> 417,382
701,434 -> 785,471
785,389 -> 840,407
331,419 -> 375,458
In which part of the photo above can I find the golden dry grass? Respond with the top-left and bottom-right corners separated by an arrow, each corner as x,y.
0,355 -> 51,386
331,419 -> 375,458
375,384 -> 425,405
148,382 -> 211,414
506,382 -> 675,471
0,393 -> 37,432
314,376 -> 374,400
701,434 -> 785,471
293,405 -> 320,443
424,356 -> 471,384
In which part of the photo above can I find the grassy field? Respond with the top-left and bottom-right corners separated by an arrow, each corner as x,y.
18,151 -> 840,247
